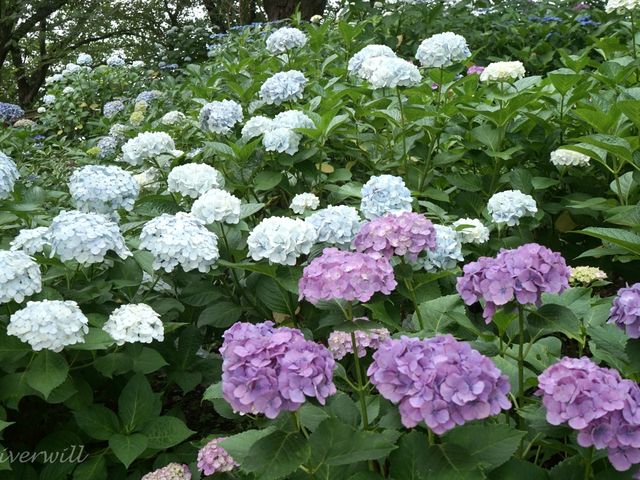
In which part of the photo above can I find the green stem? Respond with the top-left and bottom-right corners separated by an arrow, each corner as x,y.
584,446 -> 594,479
396,87 -> 408,171
517,305 -> 525,428
632,11 -> 638,61
404,278 -> 424,330
350,331 -> 370,431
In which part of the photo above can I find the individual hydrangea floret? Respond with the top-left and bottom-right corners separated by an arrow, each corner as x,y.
259,71 -> 307,105
10,227 -> 50,255
197,438 -> 238,476
359,56 -> 422,89
606,0 -> 640,13
328,328 -> 391,360
140,212 -> 219,272
47,210 -> 131,264
0,151 -> 20,200
290,192 -> 320,214
263,127 -> 302,155
247,216 -> 317,265
141,463 -> 192,480
360,174 -> 412,219
241,116 -> 274,139
77,53 -> 93,65
266,27 -> 308,54
299,247 -> 397,303
550,148 -> 591,167
161,110 -> 186,125
306,205 -> 362,245
167,163 -> 224,198
0,251 -> 42,304
348,45 -> 397,76
479,61 -> 526,82
120,131 -> 182,166
191,188 -> 241,224
368,335 -> 512,433
487,189 -> 537,226
69,165 -> 139,214
419,224 -> 464,271
415,32 -> 471,68
609,283 -> 640,338
96,136 -> 119,159
353,211 -> 436,260
199,100 -> 243,134
452,218 -> 490,245
0,102 -> 25,123
103,304 -> 164,345
220,321 -> 336,418
8,300 -> 88,352
106,54 -> 125,67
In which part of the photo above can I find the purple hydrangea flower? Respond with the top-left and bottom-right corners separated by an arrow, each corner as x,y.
298,247 -> 397,304
368,335 -> 511,434
353,212 -> 436,261
0,102 -> 25,123
467,65 -> 485,75
197,438 -> 237,476
609,283 -> 640,338
456,243 -> 571,323
220,321 -> 336,418
141,463 -> 191,480
328,328 -> 390,360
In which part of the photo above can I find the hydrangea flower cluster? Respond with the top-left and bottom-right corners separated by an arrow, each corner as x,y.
161,110 -> 186,125
220,321 -> 336,418
487,189 -> 537,226
418,224 -> 464,271
0,251 -> 42,304
120,132 -> 181,166
103,304 -> 164,345
8,300 -> 88,352
467,65 -> 485,75
452,218 -> 490,244
197,438 -> 237,476
570,266 -> 607,285
140,212 -> 219,272
0,102 -> 25,123
360,174 -> 412,219
328,328 -> 391,360
358,56 -> 422,89
353,211 -> 436,261
167,163 -> 224,198
247,216 -> 317,265
96,136 -> 119,159
273,110 -> 315,129
609,283 -> 640,338
299,247 -> 397,303
10,227 -> 50,255
242,115 -> 275,139
77,53 -> 93,65
199,100 -> 243,134
263,127 -> 301,155
106,54 -> 125,67
415,32 -> 471,68
479,61 -> 526,82
136,90 -> 161,103
306,205 -> 362,245
43,94 -> 56,105
0,151 -> 19,200
13,118 -> 35,128
550,148 -> 591,167
348,45 -> 397,76
606,0 -> 640,13
242,110 -> 314,155
141,463 -> 192,480
69,165 -> 139,214
48,210 -> 131,264
103,100 -> 125,119
265,27 -> 308,54
368,335 -> 511,433
290,192 -> 320,214
259,71 -> 307,105
191,188 -> 241,224
456,243 -> 571,322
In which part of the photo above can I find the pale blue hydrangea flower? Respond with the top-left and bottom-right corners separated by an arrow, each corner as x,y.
63,86 -> 75,95
120,131 -> 182,166
47,210 -> 131,264
167,163 -> 224,198
415,32 -> 471,68
10,227 -> 50,255
109,123 -> 128,139
273,110 -> 315,129
452,218 -> 490,245
266,27 -> 308,54
43,94 -> 56,105
77,53 -> 93,65
96,136 -> 119,159
131,60 -> 145,68
45,74 -> 63,84
199,100 -> 243,134
306,205 -> 362,245
263,127 -> 301,155
103,100 -> 125,119
106,54 -> 125,67
359,57 -> 422,88
0,251 -> 42,304
191,188 -> 241,224
487,189 -> 537,226
161,110 -> 186,125
0,151 -> 19,200
62,63 -> 81,75
69,165 -> 139,214
290,193 -> 320,214
419,224 -> 464,271
259,71 -> 307,105
135,90 -> 161,103
348,45 -> 397,76
139,212 -> 219,273
247,216 -> 317,265
0,102 -> 24,123
360,174 -> 412,219
242,116 -> 274,139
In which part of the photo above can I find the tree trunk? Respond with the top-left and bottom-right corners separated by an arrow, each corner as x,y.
262,0 -> 327,21
202,0 -> 228,31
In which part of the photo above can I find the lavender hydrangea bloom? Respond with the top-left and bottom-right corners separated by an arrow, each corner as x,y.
0,102 -> 25,123
103,100 -> 125,119
0,151 -> 20,200
199,100 -> 243,134
456,243 -> 571,322
306,205 -> 362,245
419,224 -> 464,271
368,335 -> 511,433
415,32 -> 471,68
354,212 -> 435,261
220,321 -> 336,418
96,136 -> 119,159
259,71 -> 307,105
360,174 -> 412,219
299,247 -> 397,303
141,463 -> 192,480
609,283 -> 640,338
197,438 -> 237,475
328,328 -> 390,360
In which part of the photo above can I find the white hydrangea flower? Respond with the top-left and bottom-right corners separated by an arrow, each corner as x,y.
265,27 -> 308,54
310,14 -> 323,23
290,193 -> 320,214
263,127 -> 301,155
452,218 -> 490,245
106,54 -> 125,67
0,251 -> 42,304
273,110 -> 315,129
167,163 -> 224,198
479,61 -> 526,82
46,74 -> 63,84
415,32 -> 471,68
0,151 -> 19,200
359,56 -> 422,89
259,71 -> 307,105
360,174 -> 412,219
606,0 -> 640,12
348,45 -> 397,76
133,168 -> 160,188
103,304 -> 164,346
242,116 -> 274,139
8,300 -> 88,352
77,53 -> 93,65
69,165 -> 139,214
109,123 -> 128,139
161,110 -> 186,125
43,94 -> 56,105
199,100 -> 243,134
306,205 -> 362,245
550,148 -> 590,167
63,86 -> 75,95
47,210 -> 131,264
120,132 -> 182,166
419,224 -> 464,271
131,60 -> 145,68
139,212 -> 219,272
191,188 -> 241,224
247,216 -> 317,265
10,227 -> 50,255
487,190 -> 537,226
37,107 -> 46,114
569,266 -> 608,285
62,63 -> 81,75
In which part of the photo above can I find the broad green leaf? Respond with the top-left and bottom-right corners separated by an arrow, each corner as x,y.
143,416 -> 194,449
74,405 -> 120,440
73,455 -> 107,480
108,433 -> 148,468
118,374 -> 160,432
242,430 -> 309,480
389,431 -> 431,480
445,424 -> 526,470
26,351 -> 69,399
219,427 -> 276,464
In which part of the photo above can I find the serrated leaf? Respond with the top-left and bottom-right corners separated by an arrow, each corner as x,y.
108,433 -> 148,468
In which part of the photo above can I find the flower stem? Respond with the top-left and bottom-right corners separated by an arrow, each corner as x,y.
396,87 -> 407,172
584,446 -> 594,479
517,305 -> 525,428
350,331 -> 370,430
